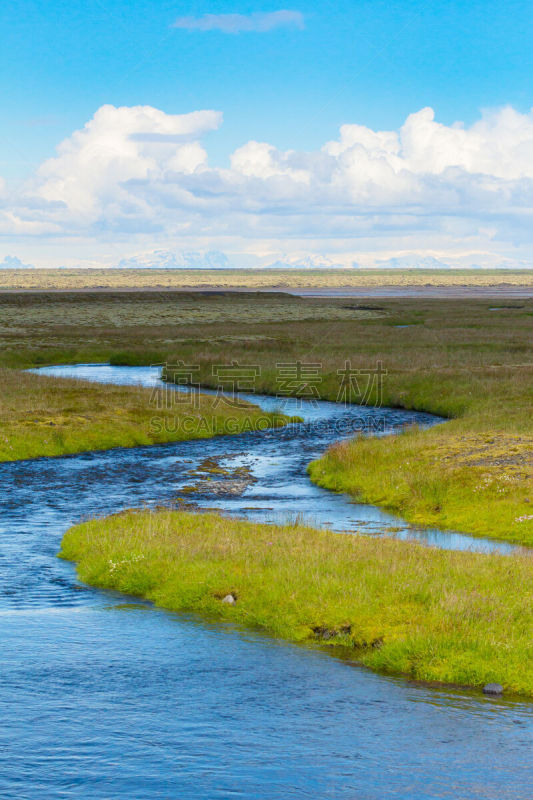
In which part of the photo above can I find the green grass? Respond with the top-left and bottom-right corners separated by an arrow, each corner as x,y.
0,368 -> 292,461
59,509 -> 533,696
308,426 -> 533,546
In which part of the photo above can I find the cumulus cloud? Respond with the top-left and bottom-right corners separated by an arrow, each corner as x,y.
31,104 -> 222,221
172,10 -> 304,34
4,103 -> 533,267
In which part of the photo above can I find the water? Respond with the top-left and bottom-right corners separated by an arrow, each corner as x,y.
0,365 -> 530,798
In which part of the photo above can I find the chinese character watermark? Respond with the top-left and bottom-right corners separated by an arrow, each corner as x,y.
336,360 -> 386,406
212,362 -> 261,408
151,361 -> 201,409
276,360 -> 322,407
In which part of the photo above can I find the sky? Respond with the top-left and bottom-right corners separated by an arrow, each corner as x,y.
1,0 -> 533,268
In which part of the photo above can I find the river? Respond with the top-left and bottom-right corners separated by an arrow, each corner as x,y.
0,364 -> 530,799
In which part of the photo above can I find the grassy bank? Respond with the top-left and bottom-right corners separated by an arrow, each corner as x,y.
308,420 -> 533,546
0,369 -> 291,461
59,509 -> 533,696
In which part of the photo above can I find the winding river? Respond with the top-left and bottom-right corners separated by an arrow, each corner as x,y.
0,364 -> 531,799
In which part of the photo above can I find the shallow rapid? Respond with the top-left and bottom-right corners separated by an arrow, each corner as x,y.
0,364 -> 530,799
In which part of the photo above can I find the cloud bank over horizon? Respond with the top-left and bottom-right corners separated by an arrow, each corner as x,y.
2,103 -> 533,269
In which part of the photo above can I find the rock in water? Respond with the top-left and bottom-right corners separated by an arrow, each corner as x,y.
483,683 -> 503,696
221,594 -> 236,605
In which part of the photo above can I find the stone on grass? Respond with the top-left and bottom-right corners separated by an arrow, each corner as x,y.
483,683 -> 503,696
221,594 -> 236,605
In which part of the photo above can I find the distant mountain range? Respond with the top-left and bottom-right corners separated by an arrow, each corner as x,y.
0,256 -> 35,269
369,256 -> 453,269
0,251 -> 527,270
116,250 -> 230,269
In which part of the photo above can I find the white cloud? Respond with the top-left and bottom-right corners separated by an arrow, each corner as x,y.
3,103 -> 533,268
230,141 -> 310,182
33,104 -> 222,219
172,10 -> 304,34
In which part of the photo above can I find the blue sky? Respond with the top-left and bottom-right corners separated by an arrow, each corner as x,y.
3,0 -> 532,177
1,1 -> 533,267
